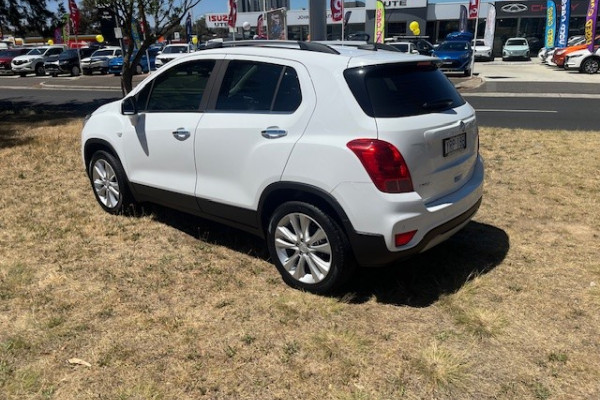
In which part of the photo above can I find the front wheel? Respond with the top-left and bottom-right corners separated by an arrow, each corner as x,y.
580,58 -> 600,74
35,63 -> 45,76
267,201 -> 356,294
88,151 -> 136,215
71,65 -> 80,76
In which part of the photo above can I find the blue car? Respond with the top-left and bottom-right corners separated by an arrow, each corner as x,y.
432,40 -> 473,76
108,48 -> 158,76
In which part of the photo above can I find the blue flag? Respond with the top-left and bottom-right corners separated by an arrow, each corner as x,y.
557,0 -> 570,47
545,0 -> 556,49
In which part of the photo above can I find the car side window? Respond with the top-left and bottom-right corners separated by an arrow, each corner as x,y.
141,60 -> 215,112
215,60 -> 301,113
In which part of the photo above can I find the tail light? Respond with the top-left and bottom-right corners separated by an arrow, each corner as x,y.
347,139 -> 413,193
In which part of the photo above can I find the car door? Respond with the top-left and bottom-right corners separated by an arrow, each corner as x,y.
194,56 -> 316,216
121,58 -> 219,213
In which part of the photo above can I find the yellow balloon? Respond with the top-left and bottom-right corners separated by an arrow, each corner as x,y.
192,36 -> 198,45
47,39 -> 54,45
96,34 -> 104,43
409,21 -> 419,32
414,28 -> 421,36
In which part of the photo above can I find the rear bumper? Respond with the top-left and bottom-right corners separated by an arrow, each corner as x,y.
336,155 -> 484,267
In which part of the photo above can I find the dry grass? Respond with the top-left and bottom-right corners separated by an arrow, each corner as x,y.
0,119 -> 599,400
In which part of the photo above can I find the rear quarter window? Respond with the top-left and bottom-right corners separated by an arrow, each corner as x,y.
344,62 -> 465,118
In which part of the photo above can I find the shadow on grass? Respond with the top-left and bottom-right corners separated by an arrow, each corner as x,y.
148,206 -> 508,307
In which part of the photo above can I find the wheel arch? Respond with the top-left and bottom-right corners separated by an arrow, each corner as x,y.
257,182 -> 354,238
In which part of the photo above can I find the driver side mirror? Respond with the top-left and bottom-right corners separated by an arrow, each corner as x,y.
121,96 -> 137,115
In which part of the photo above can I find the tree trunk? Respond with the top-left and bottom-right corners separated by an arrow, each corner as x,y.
121,65 -> 134,96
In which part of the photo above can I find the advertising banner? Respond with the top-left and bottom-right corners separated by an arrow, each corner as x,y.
374,0 -> 385,43
331,0 -> 344,22
186,13 -> 193,42
257,14 -> 265,38
557,0 -> 571,47
68,0 -> 80,34
228,0 -> 237,29
585,0 -> 598,52
545,0 -> 556,48
98,7 -> 116,43
484,5 -> 496,47
469,0 -> 480,19
460,5 -> 468,32
266,8 -> 287,40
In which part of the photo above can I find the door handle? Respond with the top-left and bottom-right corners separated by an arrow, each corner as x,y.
172,128 -> 190,141
261,127 -> 287,139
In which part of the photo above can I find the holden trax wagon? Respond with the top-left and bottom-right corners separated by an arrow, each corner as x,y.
81,41 -> 484,294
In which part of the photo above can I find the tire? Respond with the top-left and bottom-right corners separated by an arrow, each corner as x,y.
463,68 -> 471,77
266,201 -> 356,294
19,72 -> 27,77
51,73 -> 58,77
71,65 -> 80,76
580,58 -> 600,74
83,70 -> 91,75
88,151 -> 136,215
35,63 -> 45,76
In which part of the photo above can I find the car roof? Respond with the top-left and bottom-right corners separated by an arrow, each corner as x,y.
189,41 -> 432,69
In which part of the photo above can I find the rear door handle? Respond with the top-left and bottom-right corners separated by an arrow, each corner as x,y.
172,128 -> 190,141
261,127 -> 287,139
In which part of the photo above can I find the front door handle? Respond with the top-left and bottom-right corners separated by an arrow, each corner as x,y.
172,128 -> 190,141
261,127 -> 287,139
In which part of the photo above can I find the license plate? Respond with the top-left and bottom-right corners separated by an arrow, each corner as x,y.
443,132 -> 467,157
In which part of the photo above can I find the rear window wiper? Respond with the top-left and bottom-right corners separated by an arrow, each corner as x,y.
421,99 -> 454,110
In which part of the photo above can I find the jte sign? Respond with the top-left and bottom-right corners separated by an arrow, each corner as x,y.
206,14 -> 231,28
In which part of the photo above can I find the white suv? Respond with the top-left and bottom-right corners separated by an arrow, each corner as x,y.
11,45 -> 66,76
81,46 -> 122,75
564,47 -> 600,74
155,43 -> 194,68
81,41 -> 484,293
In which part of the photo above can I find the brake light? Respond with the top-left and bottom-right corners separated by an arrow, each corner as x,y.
347,139 -> 414,193
395,230 -> 417,246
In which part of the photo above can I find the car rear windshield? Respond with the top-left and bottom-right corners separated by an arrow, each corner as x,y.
344,62 -> 465,118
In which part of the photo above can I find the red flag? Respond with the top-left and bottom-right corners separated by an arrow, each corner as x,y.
228,0 -> 237,29
68,0 -> 80,34
257,14 -> 264,38
468,0 -> 479,19
331,0 -> 343,22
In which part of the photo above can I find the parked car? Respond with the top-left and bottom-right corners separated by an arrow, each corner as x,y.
550,35 -> 600,67
154,43 -> 194,68
81,46 -> 122,75
387,41 -> 419,54
564,47 -> 600,74
11,45 -> 66,76
108,48 -> 159,75
432,40 -> 473,76
472,39 -> 493,61
44,47 -> 95,77
81,41 -> 483,294
502,38 -> 530,61
0,47 -> 30,74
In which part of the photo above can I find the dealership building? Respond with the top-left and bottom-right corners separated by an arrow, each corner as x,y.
206,0 -> 597,56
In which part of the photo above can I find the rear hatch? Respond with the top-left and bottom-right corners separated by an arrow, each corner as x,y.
344,61 -> 479,203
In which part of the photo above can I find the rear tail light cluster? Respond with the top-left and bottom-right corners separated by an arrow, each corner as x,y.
347,139 -> 414,193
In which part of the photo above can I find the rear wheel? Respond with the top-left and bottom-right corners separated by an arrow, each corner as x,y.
71,65 -> 80,76
88,151 -> 136,215
267,201 -> 356,294
580,58 -> 600,74
19,72 -> 27,77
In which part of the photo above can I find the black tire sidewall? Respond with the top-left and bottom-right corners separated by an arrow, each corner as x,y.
267,201 -> 355,294
88,151 -> 130,215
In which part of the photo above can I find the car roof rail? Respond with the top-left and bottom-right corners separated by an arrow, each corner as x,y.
203,40 -> 340,54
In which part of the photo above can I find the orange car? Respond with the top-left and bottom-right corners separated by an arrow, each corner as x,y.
552,35 -> 600,67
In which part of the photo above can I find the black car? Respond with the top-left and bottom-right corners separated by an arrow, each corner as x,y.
44,47 -> 95,77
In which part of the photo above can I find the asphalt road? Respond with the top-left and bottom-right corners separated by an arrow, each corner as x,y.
1,60 -> 599,130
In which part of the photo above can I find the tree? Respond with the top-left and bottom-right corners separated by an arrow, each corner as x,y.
96,0 -> 202,94
0,0 -> 65,37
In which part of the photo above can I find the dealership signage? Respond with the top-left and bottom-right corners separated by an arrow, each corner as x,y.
497,0 -> 589,17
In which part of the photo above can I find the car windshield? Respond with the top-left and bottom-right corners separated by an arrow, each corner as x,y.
163,45 -> 189,54
27,48 -> 44,56
391,43 -> 409,52
438,41 -> 469,51
344,62 -> 466,118
93,49 -> 115,57
60,49 -> 78,59
474,40 -> 486,46
507,39 -> 527,46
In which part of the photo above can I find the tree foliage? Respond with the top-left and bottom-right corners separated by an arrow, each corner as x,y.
96,0 -> 203,94
0,0 -> 66,37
